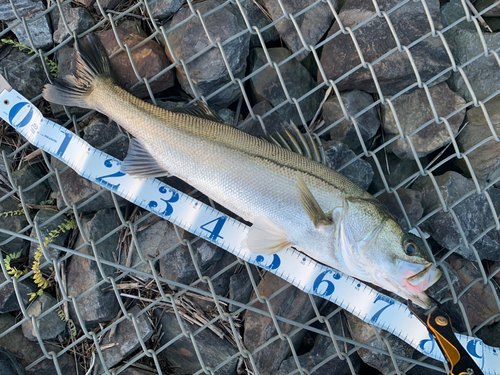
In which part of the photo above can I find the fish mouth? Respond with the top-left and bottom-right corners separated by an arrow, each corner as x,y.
396,262 -> 442,309
407,263 -> 441,288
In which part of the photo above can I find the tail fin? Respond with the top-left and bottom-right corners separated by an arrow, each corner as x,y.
43,34 -> 112,108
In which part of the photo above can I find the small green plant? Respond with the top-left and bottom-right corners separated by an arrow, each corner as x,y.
28,218 -> 77,301
56,307 -> 77,337
1,38 -> 58,78
3,251 -> 25,279
0,209 -> 25,218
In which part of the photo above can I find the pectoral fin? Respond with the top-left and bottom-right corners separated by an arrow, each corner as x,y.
297,172 -> 332,227
242,216 -> 292,255
121,138 -> 171,178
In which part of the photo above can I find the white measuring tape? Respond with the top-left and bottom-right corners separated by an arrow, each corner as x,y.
1,82 -> 499,374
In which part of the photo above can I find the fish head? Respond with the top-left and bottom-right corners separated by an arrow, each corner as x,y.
340,198 -> 441,309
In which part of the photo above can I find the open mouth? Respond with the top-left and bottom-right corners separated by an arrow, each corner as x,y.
407,263 -> 442,292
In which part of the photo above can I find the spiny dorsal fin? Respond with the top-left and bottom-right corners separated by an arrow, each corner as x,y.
121,138 -> 171,178
297,172 -> 332,227
264,121 -> 328,165
172,101 -> 226,124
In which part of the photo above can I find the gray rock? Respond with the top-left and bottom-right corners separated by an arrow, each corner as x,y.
0,48 -> 47,100
190,251 -> 237,312
0,348 -> 26,375
166,0 -> 250,108
0,198 -> 29,256
119,369 -> 158,375
322,91 -> 380,150
155,310 -> 238,375
376,189 -> 424,231
477,320 -> 500,347
446,255 -> 500,329
383,83 -> 466,159
276,312 -> 361,375
345,312 -> 414,373
93,0 -> 122,13
21,293 -> 66,341
83,116 -> 129,161
229,265 -> 261,312
75,0 -> 94,5
159,230 -> 225,290
324,140 -> 374,190
11,164 -> 50,205
241,101 -> 290,136
0,0 -> 53,50
406,358 -> 447,375
457,96 -> 500,182
96,305 -> 154,373
116,18 -> 147,38
475,0 -> 500,17
99,27 -> 175,98
67,209 -> 121,326
441,0 -> 476,32
244,272 -> 320,375
0,313 -> 77,375
319,0 -> 451,94
217,108 -> 236,125
446,27 -> 500,102
262,0 -> 335,60
485,17 -> 500,32
249,47 -> 324,124
367,152 -> 426,194
240,0 -> 280,47
126,214 -> 176,277
0,272 -> 36,313
147,0 -> 186,20
413,171 -> 500,261
53,6 -> 94,45
29,210 -> 71,269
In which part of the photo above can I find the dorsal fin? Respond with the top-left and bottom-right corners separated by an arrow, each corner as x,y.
171,101 -> 226,124
264,121 -> 329,166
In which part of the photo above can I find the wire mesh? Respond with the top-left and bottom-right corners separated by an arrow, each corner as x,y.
0,0 -> 499,374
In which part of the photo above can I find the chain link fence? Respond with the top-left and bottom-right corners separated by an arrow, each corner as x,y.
0,0 -> 500,374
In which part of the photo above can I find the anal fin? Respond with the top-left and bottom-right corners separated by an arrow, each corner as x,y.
121,138 -> 171,178
242,216 -> 292,255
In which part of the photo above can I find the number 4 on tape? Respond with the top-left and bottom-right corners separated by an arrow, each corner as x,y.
200,216 -> 227,241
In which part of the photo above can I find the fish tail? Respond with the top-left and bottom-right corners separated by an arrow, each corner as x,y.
43,34 -> 112,109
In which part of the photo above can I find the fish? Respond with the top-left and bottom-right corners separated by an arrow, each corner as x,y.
42,34 -> 441,308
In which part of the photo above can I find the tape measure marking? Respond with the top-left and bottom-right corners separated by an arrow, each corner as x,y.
3,89 -> 500,373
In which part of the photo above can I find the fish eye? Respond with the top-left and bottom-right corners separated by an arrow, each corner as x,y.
404,241 -> 416,255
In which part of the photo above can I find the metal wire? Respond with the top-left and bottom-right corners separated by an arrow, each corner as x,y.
0,0 -> 499,374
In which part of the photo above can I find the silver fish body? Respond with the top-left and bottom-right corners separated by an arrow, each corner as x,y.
43,35 -> 441,308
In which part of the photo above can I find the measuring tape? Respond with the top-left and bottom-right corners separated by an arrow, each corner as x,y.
1,81 -> 498,374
